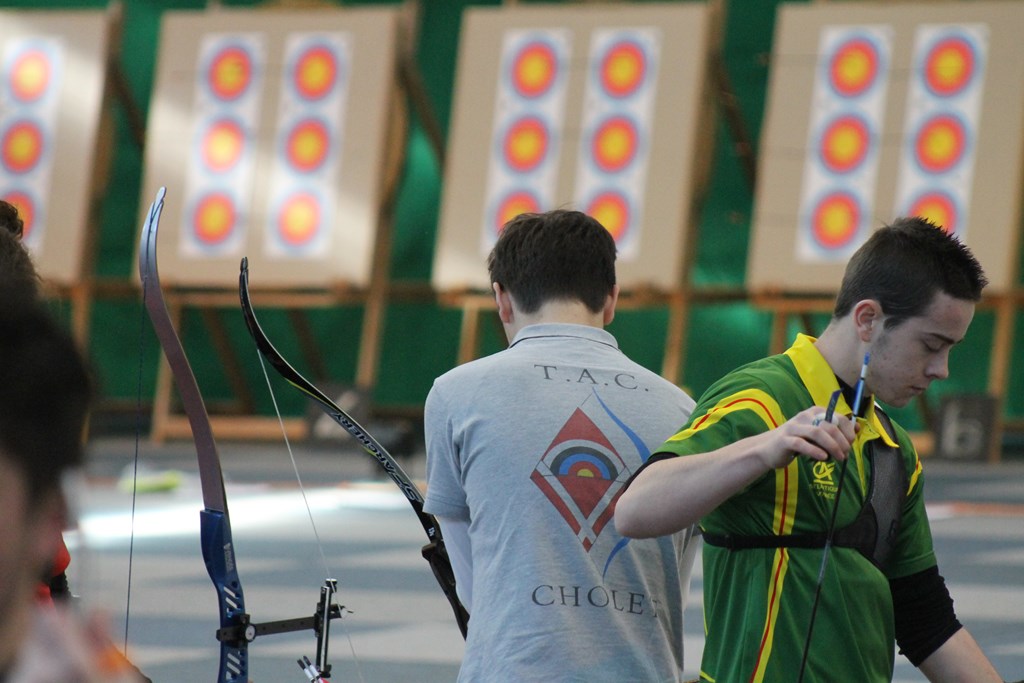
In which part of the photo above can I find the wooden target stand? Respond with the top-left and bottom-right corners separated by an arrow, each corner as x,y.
750,290 -> 1019,463
148,6 -> 435,443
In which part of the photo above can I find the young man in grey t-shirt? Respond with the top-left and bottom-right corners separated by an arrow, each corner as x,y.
424,210 -> 697,682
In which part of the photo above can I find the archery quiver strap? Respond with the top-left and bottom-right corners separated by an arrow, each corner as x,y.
702,408 -> 908,570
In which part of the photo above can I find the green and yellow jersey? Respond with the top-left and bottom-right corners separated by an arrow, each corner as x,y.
658,335 -> 937,682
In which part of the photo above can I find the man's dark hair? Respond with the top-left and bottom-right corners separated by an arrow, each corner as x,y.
0,199 -> 24,238
487,210 -> 616,314
833,216 -> 988,328
0,297 -> 92,497
0,226 -> 40,297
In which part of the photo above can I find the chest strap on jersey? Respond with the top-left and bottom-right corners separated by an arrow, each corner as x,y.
702,409 -> 908,569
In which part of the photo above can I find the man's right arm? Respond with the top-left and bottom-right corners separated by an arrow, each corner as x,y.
614,406 -> 856,539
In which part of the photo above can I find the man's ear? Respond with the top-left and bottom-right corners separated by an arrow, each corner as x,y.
852,299 -> 882,342
602,285 -> 620,326
493,282 -> 515,324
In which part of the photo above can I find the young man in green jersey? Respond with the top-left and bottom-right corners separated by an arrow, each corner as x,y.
616,217 -> 1006,682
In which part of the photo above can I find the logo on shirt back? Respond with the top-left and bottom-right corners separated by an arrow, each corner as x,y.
530,392 -> 636,552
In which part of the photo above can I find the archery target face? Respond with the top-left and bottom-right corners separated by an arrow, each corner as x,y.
586,191 -> 631,243
179,33 -> 264,258
147,12 -> 398,284
0,33 -> 66,261
283,117 -> 332,173
907,190 -> 958,234
819,114 -> 870,174
809,190 -> 862,249
590,115 -> 639,173
437,5 -> 711,291
263,31 -> 350,260
199,118 -> 246,174
206,43 -> 256,102
829,36 -> 882,98
7,46 -> 54,104
599,39 -> 647,98
492,190 -> 541,235
502,115 -> 549,173
0,119 -> 45,175
923,35 -> 977,97
892,24 -> 986,242
790,25 -> 891,264
479,28 -> 570,252
190,191 -> 238,246
291,43 -> 340,101
913,113 -> 968,174
510,40 -> 559,99
572,28 -> 658,261
273,189 -> 323,248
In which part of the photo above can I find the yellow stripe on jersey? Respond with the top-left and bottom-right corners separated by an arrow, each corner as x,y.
751,547 -> 793,683
667,388 -> 786,441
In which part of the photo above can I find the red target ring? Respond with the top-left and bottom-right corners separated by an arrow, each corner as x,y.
208,45 -> 254,101
510,41 -> 558,99
276,191 -> 321,246
1,121 -> 44,174
908,191 -> 958,234
591,116 -> 638,174
820,115 -> 870,174
495,191 -> 541,234
810,192 -> 861,249
192,192 -> 237,246
293,45 -> 338,101
586,191 -> 631,242
599,40 -> 646,98
285,119 -> 331,173
914,114 -> 966,174
829,37 -> 880,98
200,119 -> 245,173
9,48 -> 52,103
924,36 -> 975,97
503,117 -> 549,173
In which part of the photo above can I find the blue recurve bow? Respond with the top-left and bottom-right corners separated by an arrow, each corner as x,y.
138,187 -> 342,682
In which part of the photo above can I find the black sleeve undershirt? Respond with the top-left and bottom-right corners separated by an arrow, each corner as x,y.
890,565 -> 963,666
622,451 -> 676,490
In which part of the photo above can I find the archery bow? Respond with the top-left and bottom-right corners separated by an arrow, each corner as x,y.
138,188 -> 343,682
238,257 -> 470,639
796,352 -> 870,683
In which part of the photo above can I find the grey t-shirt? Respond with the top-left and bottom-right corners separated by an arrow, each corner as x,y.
425,323 -> 697,682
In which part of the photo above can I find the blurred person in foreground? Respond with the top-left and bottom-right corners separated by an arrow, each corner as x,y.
0,296 -> 144,682
424,210 -> 699,681
0,207 -> 71,604
616,217 -> 1006,682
